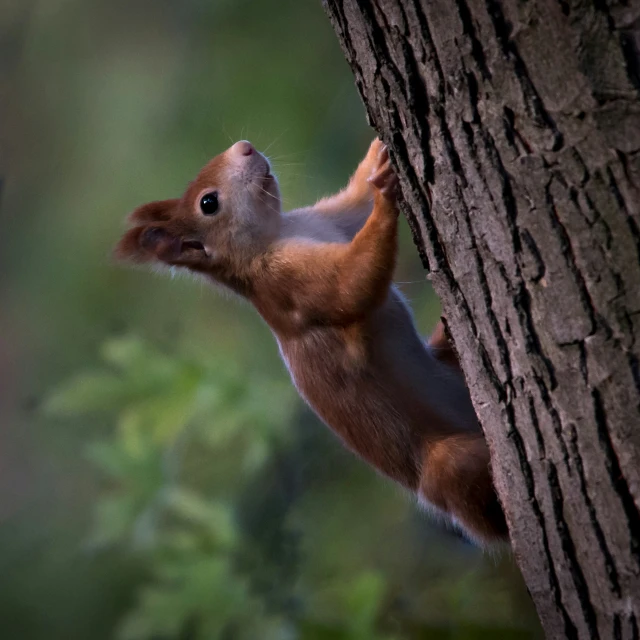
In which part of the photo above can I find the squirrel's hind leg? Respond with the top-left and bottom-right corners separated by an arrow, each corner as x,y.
429,318 -> 463,372
419,433 -> 509,546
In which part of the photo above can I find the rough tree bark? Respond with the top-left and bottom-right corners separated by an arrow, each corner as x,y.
322,1 -> 640,638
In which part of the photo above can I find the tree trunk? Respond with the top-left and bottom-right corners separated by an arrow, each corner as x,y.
322,0 -> 640,637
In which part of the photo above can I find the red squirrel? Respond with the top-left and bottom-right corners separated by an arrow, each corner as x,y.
115,139 -> 508,545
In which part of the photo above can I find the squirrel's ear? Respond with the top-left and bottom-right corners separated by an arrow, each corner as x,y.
114,199 -> 183,263
113,225 -> 176,263
127,199 -> 179,224
114,223 -> 208,266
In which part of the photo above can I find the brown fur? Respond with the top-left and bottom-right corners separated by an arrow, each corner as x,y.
114,139 -> 508,545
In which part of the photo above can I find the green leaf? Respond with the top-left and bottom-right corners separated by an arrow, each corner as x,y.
164,488 -> 236,548
344,572 -> 386,639
132,376 -> 200,445
117,554 -> 256,640
117,409 -> 146,458
100,335 -> 152,371
86,441 -> 131,479
43,371 -> 126,416
87,494 -> 143,548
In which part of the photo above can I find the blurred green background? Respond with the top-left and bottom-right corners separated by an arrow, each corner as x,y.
0,1 -> 541,638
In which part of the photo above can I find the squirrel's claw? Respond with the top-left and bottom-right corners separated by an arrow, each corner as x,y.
368,145 -> 398,198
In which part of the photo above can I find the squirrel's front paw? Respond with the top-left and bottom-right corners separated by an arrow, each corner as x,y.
363,138 -> 386,167
349,138 -> 386,197
368,144 -> 398,200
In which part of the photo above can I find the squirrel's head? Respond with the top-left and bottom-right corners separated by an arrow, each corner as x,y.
114,141 -> 281,284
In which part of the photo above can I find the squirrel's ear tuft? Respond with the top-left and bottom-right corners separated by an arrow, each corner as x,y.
114,199 -> 181,263
128,198 -> 179,225
113,224 -> 184,264
113,226 -> 153,263
114,224 -> 185,264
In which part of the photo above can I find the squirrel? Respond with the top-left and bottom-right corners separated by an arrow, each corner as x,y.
115,138 -> 508,545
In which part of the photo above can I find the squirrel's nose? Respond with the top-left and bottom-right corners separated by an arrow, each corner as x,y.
232,140 -> 254,157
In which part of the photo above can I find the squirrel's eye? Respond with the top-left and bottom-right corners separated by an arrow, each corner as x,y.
199,191 -> 219,215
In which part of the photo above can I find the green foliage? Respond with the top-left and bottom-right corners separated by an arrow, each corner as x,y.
45,336 -> 297,636
40,335 -> 540,639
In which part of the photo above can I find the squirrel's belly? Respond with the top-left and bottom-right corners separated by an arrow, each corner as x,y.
276,332 -> 422,489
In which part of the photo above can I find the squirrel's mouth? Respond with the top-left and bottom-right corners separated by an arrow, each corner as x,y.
263,156 -> 273,182
260,166 -> 275,190
181,239 -> 206,253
